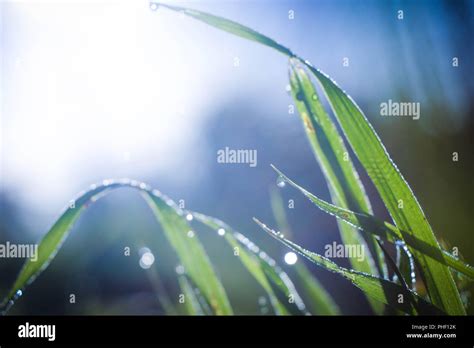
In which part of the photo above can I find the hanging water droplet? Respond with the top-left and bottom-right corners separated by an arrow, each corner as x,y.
187,230 -> 195,238
186,213 -> 193,221
15,289 -> 23,299
276,176 -> 286,188
176,265 -> 185,275
217,228 -> 226,236
312,94 -> 318,101
149,2 -> 159,11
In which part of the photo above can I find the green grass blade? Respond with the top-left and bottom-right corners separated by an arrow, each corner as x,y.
294,264 -> 341,315
154,3 -> 293,57
1,180 -> 232,315
178,274 -> 205,315
289,59 -> 388,312
254,219 -> 444,315
142,192 -> 233,315
191,212 -> 307,315
273,166 -> 474,279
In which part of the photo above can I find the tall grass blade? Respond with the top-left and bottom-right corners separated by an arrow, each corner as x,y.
294,264 -> 341,315
254,218 -> 443,315
178,275 -> 205,315
289,60 -> 388,312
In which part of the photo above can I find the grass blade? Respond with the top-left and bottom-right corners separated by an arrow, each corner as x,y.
273,166 -> 474,279
1,180 -> 232,315
294,264 -> 341,315
289,59 -> 388,312
154,3 -> 293,57
254,218 -> 444,315
191,212 -> 306,315
178,274 -> 205,315
302,62 -> 465,314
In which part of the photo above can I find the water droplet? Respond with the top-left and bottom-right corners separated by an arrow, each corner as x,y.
176,265 -> 185,275
139,182 -> 147,190
284,252 -> 298,265
258,296 -> 267,306
187,230 -> 195,238
312,94 -> 318,101
217,228 -> 226,236
285,84 -> 291,94
186,213 -> 193,221
15,290 -> 23,298
149,2 -> 159,11
296,91 -> 304,101
276,176 -> 286,188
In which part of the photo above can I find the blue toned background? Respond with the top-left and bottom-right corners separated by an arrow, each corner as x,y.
1,0 -> 473,314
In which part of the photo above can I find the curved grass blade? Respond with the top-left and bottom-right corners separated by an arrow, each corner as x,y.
142,193 -> 233,315
153,3 -> 293,57
273,166 -> 474,279
1,180 -> 232,315
254,219 -> 444,315
158,2 -> 465,314
191,212 -> 306,315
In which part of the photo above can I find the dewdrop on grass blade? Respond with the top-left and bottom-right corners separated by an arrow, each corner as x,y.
276,176 -> 286,188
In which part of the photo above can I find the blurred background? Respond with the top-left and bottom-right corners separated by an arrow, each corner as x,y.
1,0 -> 473,315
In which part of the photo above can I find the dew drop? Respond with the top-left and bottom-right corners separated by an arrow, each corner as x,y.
176,265 -> 185,275
217,228 -> 226,236
276,176 -> 286,188
15,290 -> 23,299
139,250 -> 155,269
149,2 -> 159,11
187,230 -> 195,238
186,213 -> 193,221
312,94 -> 318,101
285,84 -> 291,94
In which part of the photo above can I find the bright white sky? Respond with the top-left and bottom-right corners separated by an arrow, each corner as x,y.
1,0 -> 254,217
